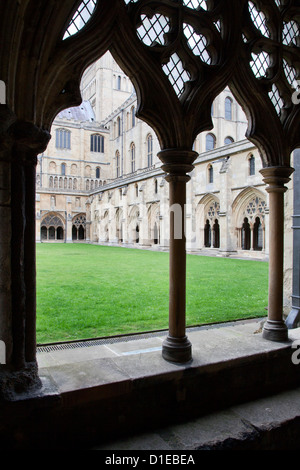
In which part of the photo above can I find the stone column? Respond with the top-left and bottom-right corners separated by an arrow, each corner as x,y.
0,112 -> 13,368
158,149 -> 197,363
260,166 -> 294,341
0,117 -> 50,397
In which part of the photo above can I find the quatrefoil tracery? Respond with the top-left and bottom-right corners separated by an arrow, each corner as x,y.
244,0 -> 300,119
59,0 -> 300,162
129,0 -> 221,98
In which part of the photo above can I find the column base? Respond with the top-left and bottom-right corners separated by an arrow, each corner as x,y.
162,335 -> 192,364
0,362 -> 42,401
262,320 -> 288,342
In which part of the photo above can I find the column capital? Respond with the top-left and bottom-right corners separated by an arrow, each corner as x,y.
260,166 -> 294,193
9,120 -> 51,165
158,148 -> 198,179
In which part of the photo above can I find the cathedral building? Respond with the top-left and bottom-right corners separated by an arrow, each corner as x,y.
37,51 -> 281,262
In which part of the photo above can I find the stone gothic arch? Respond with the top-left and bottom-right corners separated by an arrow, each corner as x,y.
72,213 -> 86,241
196,194 -> 220,250
233,188 -> 268,253
0,0 -> 299,397
40,212 -> 65,242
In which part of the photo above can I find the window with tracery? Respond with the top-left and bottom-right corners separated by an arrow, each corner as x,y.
246,1 -> 299,119
239,196 -> 266,251
63,0 -> 97,40
41,214 -> 64,241
246,196 -> 266,219
72,214 -> 86,240
204,200 -> 220,249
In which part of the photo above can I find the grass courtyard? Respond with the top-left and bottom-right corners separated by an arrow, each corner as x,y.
36,243 -> 269,344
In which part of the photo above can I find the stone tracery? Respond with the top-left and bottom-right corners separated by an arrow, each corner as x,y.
0,0 -> 299,388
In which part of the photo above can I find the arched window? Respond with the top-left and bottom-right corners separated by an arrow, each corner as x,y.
224,136 -> 234,145
91,134 -> 104,153
116,151 -> 120,178
61,163 -> 66,176
117,117 -> 121,137
72,214 -> 86,241
135,183 -> 138,198
208,164 -> 214,183
117,75 -> 121,90
225,97 -> 233,120
147,134 -> 153,167
131,143 -> 135,173
154,178 -> 158,194
96,167 -> 100,179
206,133 -> 216,151
131,106 -> 135,127
55,129 -> 71,149
40,214 -> 65,242
249,154 -> 255,175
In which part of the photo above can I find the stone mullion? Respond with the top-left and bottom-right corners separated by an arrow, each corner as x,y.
0,144 -> 13,367
10,148 -> 27,369
1,118 -> 50,396
159,149 -> 197,364
260,166 -> 294,342
24,153 -> 38,363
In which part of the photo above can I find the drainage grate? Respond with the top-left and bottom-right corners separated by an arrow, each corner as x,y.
36,330 -> 168,353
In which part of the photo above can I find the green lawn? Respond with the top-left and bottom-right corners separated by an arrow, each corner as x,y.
36,243 -> 268,344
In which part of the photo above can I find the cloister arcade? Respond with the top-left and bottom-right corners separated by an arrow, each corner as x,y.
0,0 -> 299,448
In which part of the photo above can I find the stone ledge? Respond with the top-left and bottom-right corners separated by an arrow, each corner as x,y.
1,321 -> 300,449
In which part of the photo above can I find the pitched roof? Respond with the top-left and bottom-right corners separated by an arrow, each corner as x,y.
56,100 -> 95,122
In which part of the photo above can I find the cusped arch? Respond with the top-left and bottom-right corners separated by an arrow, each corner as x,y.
197,193 -> 220,222
232,187 -> 267,228
72,213 -> 86,241
40,212 -> 65,241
